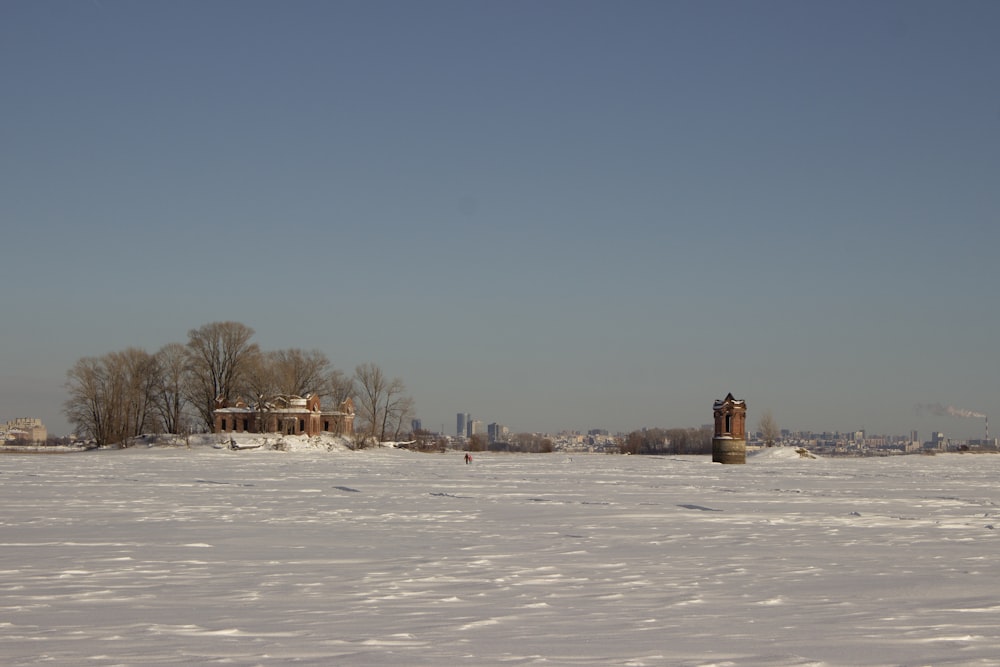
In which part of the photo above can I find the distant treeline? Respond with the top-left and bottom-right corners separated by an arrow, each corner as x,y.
405,428 -> 712,456
620,427 -> 713,455
406,431 -> 555,454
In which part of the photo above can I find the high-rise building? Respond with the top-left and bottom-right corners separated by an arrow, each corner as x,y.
1,417 -> 47,444
456,413 -> 467,437
411,419 -> 422,433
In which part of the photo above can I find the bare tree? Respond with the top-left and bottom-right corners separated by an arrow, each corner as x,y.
411,428 -> 444,452
327,368 -> 355,403
386,394 -> 415,441
378,378 -> 410,443
621,428 -> 669,455
64,348 -> 158,448
153,343 -> 188,434
619,431 -> 639,455
354,362 -> 387,442
243,351 -> 279,404
759,410 -> 780,447
270,348 -> 330,397
184,321 -> 260,430
353,362 -> 412,443
511,433 -> 553,453
467,433 -> 488,452
690,426 -> 713,454
354,362 -> 388,446
65,356 -> 117,447
116,347 -> 159,443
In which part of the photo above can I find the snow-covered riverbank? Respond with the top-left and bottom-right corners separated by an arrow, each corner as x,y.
2,446 -> 997,666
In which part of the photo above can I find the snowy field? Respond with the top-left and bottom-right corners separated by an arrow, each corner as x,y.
2,441 -> 999,667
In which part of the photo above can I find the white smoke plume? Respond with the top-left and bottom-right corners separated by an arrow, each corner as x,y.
917,403 -> 986,419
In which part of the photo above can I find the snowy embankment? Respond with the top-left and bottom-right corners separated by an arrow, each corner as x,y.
0,444 -> 91,453
1,445 -> 998,666
749,445 -> 820,460
128,431 -> 358,452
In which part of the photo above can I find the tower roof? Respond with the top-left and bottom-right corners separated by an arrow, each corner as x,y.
713,392 -> 746,410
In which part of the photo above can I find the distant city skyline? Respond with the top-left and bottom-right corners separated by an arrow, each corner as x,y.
2,1 -> 998,441
3,405 -> 996,452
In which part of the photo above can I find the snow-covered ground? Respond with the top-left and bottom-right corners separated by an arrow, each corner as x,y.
2,439 -> 998,666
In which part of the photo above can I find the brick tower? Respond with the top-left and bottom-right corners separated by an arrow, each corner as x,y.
712,392 -> 747,464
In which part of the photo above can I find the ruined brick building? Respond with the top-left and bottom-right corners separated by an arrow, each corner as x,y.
213,394 -> 355,437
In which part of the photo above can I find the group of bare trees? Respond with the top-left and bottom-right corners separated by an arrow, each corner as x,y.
64,321 -> 413,448
352,362 -> 414,446
619,427 -> 713,455
64,347 -> 162,450
500,433 -> 554,453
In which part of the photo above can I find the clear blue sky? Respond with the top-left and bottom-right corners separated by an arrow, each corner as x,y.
2,0 -> 998,439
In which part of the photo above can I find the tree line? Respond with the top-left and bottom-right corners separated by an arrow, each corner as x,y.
465,432 -> 554,453
619,427 -> 713,455
405,430 -> 554,454
64,321 -> 413,448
